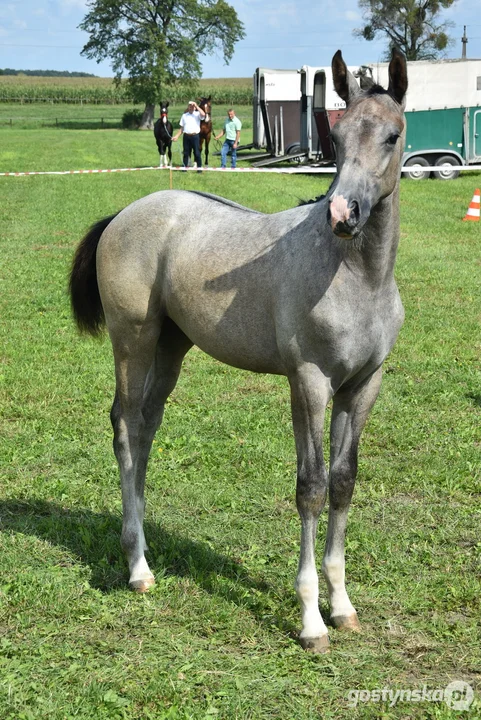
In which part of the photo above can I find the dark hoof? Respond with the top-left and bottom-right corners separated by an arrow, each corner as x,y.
299,635 -> 330,653
331,613 -> 361,632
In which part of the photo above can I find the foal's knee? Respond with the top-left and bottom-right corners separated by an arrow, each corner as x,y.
329,454 -> 357,510
296,465 -> 328,517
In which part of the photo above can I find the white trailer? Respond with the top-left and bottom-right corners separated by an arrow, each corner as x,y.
249,65 -> 360,167
250,67 -> 302,162
298,65 -> 360,162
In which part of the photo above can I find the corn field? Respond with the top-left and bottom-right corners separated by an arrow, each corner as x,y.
0,76 -> 253,105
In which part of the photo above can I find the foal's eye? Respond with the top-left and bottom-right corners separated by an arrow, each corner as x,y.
386,133 -> 400,146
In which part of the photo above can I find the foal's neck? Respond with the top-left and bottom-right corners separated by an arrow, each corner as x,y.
352,186 -> 401,286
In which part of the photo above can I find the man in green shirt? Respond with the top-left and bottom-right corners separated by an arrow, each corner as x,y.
215,109 -> 242,169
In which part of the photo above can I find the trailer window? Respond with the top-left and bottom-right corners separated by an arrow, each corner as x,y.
477,76 -> 481,91
313,73 -> 326,110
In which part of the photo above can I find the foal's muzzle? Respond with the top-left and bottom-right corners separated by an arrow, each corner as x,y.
329,195 -> 362,239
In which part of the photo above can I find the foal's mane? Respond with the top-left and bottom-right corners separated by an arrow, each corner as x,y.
190,191 -> 262,214
298,193 -> 326,207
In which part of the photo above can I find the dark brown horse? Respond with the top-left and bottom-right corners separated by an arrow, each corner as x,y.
153,101 -> 173,168
199,96 -> 212,166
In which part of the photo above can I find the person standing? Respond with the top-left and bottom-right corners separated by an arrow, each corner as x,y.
215,109 -> 242,169
173,101 -> 205,172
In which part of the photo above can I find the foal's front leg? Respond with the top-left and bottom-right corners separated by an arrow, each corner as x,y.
289,367 -> 332,652
322,367 -> 383,630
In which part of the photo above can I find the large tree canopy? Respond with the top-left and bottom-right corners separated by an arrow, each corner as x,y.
79,0 -> 245,127
354,0 -> 458,60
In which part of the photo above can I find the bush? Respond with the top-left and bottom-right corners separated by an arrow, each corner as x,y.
121,108 -> 143,129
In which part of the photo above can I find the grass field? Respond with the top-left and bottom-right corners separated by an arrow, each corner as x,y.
0,120 -> 480,719
0,102 -> 253,133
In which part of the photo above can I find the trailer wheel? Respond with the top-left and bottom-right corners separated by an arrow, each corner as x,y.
404,156 -> 430,180
286,143 -> 303,164
432,155 -> 461,181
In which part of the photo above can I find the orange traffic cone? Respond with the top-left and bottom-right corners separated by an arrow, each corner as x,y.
463,189 -> 480,221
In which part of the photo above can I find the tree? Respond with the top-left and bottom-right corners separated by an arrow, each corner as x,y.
354,0 -> 458,60
79,0 -> 245,128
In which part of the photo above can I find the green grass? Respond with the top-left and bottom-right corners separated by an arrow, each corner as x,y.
0,102 -> 253,132
0,122 -> 480,719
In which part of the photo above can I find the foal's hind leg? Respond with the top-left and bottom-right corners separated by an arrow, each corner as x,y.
289,366 -> 333,652
322,367 -> 383,631
109,320 -> 158,591
131,320 -> 193,580
110,317 -> 192,591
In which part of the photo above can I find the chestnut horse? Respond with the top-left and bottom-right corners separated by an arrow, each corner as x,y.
199,96 -> 212,166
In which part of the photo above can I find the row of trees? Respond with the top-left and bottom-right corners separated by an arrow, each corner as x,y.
79,0 -> 459,128
0,69 -> 96,77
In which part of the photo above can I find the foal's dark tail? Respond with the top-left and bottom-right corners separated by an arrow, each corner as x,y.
69,213 -> 119,336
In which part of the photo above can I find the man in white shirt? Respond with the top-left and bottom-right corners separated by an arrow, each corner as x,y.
173,101 -> 205,172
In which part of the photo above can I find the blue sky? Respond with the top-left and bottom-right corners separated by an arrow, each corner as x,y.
1,0 -> 480,78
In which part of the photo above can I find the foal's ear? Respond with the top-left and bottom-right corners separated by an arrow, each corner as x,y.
387,47 -> 408,107
332,50 -> 361,105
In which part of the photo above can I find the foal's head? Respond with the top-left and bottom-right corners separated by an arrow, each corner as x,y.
199,96 -> 212,123
328,48 -> 408,239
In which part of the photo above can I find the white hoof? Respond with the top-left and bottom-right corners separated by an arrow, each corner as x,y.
130,574 -> 155,593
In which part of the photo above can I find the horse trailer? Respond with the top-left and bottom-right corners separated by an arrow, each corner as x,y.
249,65 -> 360,167
370,57 -> 481,179
248,57 -> 481,179
298,65 -> 360,162
248,68 -> 302,164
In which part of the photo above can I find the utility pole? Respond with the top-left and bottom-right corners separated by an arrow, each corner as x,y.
461,26 -> 468,59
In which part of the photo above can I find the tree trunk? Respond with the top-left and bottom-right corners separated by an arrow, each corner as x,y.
139,103 -> 155,130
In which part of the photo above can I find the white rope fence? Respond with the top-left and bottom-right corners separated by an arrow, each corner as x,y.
1,164 -> 481,177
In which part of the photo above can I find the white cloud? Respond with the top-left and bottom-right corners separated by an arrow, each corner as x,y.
345,10 -> 360,22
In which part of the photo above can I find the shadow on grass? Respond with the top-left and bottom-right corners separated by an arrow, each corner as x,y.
0,498 -> 298,638
467,393 -> 481,408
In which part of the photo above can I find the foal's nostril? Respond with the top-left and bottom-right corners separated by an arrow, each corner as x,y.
349,201 -> 360,223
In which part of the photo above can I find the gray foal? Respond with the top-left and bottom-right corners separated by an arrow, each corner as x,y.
70,49 -> 408,652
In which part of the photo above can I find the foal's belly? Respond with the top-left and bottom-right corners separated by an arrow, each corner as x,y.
167,287 -> 286,375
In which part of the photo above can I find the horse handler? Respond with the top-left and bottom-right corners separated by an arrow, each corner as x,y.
215,109 -> 242,169
173,101 -> 205,172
